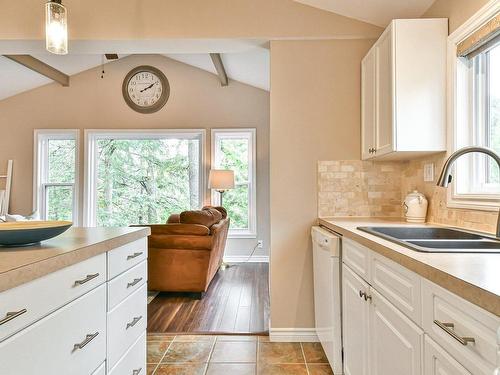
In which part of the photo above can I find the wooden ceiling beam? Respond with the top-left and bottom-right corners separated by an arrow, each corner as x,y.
209,53 -> 228,87
3,55 -> 69,87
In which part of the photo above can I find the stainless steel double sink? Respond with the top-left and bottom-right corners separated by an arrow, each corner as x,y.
357,226 -> 500,253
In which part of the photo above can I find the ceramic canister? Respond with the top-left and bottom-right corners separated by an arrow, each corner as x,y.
403,190 -> 428,223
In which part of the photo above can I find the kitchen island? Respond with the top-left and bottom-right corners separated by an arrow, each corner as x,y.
0,226 -> 150,375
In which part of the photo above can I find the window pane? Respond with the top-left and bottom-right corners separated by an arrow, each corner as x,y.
48,139 -> 75,183
487,44 -> 500,184
46,185 -> 73,221
222,184 -> 249,230
218,138 -> 249,183
96,138 -> 200,227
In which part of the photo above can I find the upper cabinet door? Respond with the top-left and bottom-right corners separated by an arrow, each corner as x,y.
360,19 -> 447,160
342,264 -> 370,375
375,26 -> 394,157
369,288 -> 424,375
361,50 -> 376,160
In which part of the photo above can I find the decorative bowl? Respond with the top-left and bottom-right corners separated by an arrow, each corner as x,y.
0,221 -> 72,247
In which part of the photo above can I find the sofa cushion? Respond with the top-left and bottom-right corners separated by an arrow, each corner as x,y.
180,207 -> 223,227
203,206 -> 227,219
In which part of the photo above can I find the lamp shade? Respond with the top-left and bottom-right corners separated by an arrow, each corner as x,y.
208,169 -> 235,190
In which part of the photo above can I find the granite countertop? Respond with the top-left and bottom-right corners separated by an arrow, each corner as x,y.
0,226 -> 150,293
319,217 -> 500,317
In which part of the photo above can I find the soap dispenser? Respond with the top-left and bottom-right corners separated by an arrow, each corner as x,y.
403,190 -> 428,223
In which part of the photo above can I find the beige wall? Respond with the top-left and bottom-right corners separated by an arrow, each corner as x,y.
0,0 -> 381,41
423,0 -> 491,33
269,39 -> 374,329
0,54 -> 270,257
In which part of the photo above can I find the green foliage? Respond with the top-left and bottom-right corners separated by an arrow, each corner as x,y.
217,139 -> 250,230
96,139 -> 200,226
46,139 -> 75,221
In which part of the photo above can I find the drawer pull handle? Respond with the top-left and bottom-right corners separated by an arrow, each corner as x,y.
0,308 -> 27,326
74,273 -> 100,286
433,320 -> 476,346
132,368 -> 142,375
359,290 -> 366,299
126,316 -> 143,329
127,252 -> 143,260
127,278 -> 143,288
73,331 -> 99,351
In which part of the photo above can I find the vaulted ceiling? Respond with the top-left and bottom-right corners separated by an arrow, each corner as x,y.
294,0 -> 435,27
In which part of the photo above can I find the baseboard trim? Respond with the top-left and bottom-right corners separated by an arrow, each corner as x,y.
223,255 -> 269,263
269,328 -> 319,342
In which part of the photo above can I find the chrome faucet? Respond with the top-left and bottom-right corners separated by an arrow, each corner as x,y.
437,146 -> 500,238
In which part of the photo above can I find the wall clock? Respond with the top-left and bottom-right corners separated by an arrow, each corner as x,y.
122,65 -> 170,114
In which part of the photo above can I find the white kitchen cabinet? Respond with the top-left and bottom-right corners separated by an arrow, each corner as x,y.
424,335 -> 471,375
361,48 -> 376,160
342,264 -> 370,375
361,19 -> 447,160
0,285 -> 106,375
369,288 -> 423,375
0,234 -> 149,375
340,236 -> 500,375
342,263 -> 423,375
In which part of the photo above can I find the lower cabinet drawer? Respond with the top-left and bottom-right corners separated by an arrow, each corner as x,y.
422,279 -> 499,375
109,331 -> 146,375
342,238 -> 371,282
108,260 -> 147,311
92,362 -> 106,375
424,335 -> 471,375
0,252 -> 106,342
0,284 -> 106,375
108,238 -> 148,280
107,283 -> 147,370
371,252 -> 422,325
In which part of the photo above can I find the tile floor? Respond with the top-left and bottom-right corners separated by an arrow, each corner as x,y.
147,334 -> 334,375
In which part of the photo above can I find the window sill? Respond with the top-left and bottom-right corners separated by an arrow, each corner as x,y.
447,194 -> 500,212
228,233 -> 257,239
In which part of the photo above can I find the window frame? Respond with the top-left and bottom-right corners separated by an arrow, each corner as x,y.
83,129 -> 206,227
211,128 -> 257,238
33,129 -> 80,225
447,0 -> 500,211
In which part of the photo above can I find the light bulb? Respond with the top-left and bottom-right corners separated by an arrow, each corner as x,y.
45,1 -> 68,55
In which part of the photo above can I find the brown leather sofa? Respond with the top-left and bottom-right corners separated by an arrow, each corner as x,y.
139,206 -> 229,296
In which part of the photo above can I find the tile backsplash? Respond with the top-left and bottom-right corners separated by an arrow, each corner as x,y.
318,160 -> 404,217
318,154 -> 498,234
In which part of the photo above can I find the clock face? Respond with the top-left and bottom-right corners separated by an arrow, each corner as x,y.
122,66 -> 170,113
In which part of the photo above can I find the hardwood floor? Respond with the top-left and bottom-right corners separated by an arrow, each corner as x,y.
147,262 -> 269,334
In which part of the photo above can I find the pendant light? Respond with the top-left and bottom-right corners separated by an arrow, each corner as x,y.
45,0 -> 68,55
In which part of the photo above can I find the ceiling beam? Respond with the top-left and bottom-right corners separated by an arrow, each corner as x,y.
209,53 -> 228,87
3,55 -> 69,87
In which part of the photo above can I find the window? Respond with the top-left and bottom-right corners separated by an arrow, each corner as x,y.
450,7 -> 500,210
84,130 -> 204,227
212,129 -> 256,237
34,130 -> 79,223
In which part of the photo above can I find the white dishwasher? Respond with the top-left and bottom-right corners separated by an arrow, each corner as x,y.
311,226 -> 343,374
